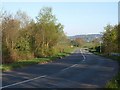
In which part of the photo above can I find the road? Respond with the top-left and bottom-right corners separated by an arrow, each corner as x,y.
1,49 -> 118,88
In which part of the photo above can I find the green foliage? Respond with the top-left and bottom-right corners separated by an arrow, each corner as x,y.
74,38 -> 86,47
16,37 -> 30,52
118,24 -> 120,53
70,40 -> 79,47
102,24 -> 119,54
106,63 -> 120,88
2,7 -> 71,64
1,50 -> 74,71
94,24 -> 120,88
35,7 -> 64,57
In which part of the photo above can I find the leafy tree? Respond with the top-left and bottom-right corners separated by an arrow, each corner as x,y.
102,24 -> 118,55
1,7 -> 69,63
75,38 -> 85,47
118,24 -> 120,53
15,10 -> 31,28
2,12 -> 20,63
35,7 -> 64,56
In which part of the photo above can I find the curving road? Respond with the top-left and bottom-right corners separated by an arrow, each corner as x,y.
2,49 -> 119,88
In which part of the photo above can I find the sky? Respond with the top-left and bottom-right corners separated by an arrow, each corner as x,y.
1,2 -> 118,36
118,2 -> 120,23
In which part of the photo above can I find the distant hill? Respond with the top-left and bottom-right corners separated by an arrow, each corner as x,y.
68,34 -> 102,42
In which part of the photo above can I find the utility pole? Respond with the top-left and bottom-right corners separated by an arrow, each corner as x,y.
100,41 -> 102,53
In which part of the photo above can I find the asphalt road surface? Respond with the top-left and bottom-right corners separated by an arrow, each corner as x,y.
1,49 -> 119,88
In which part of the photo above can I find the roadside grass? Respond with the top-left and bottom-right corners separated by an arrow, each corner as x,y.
90,50 -> 120,88
105,55 -> 120,88
1,48 -> 75,72
1,57 -> 55,72
106,72 -> 120,88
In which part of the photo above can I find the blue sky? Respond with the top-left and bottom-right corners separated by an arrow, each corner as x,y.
2,2 -> 118,36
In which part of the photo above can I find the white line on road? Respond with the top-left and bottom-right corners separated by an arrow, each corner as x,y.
2,49 -> 86,88
61,64 -> 78,71
61,49 -> 86,71
80,49 -> 86,61
2,75 -> 47,88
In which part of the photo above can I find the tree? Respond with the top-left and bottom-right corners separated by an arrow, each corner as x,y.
35,7 -> 64,56
2,10 -> 33,63
1,7 -> 67,63
2,12 -> 20,63
15,10 -> 31,28
14,12 -> 34,60
75,38 -> 85,47
102,24 -> 118,55
118,24 -> 120,53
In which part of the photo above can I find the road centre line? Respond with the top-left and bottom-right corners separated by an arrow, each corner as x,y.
80,49 -> 86,60
61,64 -> 78,71
61,49 -> 86,71
2,75 -> 47,89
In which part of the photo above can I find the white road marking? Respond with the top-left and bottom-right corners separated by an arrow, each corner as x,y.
80,49 -> 86,61
2,75 -> 47,88
61,49 -> 86,71
61,64 -> 78,71
2,49 -> 86,88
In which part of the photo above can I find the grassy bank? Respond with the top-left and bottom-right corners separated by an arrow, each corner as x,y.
90,50 -> 120,88
1,57 -> 56,72
105,55 -> 120,88
1,48 -> 75,72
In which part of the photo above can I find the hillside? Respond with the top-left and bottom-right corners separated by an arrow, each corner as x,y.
68,34 -> 102,42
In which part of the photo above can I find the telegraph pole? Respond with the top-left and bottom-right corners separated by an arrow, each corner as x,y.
100,41 -> 102,53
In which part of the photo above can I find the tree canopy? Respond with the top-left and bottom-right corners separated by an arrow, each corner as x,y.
1,7 -> 69,63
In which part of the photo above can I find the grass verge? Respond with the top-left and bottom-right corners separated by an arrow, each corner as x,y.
91,51 -> 120,88
1,57 -> 56,72
1,48 -> 75,72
